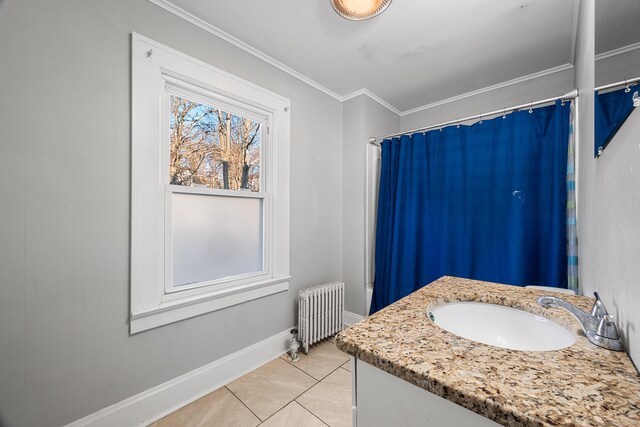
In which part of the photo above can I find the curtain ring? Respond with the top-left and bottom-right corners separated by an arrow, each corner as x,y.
528,103 -> 533,114
479,115 -> 483,125
502,109 -> 507,119
456,119 -> 460,129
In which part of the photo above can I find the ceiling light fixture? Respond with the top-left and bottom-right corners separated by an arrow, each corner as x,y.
331,0 -> 393,21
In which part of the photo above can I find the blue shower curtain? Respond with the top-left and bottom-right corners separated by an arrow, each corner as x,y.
371,101 -> 570,314
595,87 -> 637,157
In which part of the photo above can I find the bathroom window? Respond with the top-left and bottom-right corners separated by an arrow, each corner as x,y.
164,88 -> 266,291
131,34 -> 291,333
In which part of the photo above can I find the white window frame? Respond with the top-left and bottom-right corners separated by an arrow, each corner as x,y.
161,79 -> 270,297
131,33 -> 290,333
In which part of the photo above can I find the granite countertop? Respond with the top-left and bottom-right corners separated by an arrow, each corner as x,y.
336,276 -> 640,426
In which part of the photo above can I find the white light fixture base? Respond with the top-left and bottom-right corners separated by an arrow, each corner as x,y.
331,0 -> 393,21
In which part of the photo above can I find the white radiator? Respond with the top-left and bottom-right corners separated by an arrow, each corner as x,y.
298,281 -> 345,353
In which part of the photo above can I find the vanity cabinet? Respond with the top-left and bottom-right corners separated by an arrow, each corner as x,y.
351,358 -> 498,427
338,278 -> 640,426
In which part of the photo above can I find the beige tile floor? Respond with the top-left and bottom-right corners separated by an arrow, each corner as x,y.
151,336 -> 352,427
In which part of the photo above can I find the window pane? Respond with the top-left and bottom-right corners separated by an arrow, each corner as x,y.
169,94 -> 261,191
172,193 -> 264,287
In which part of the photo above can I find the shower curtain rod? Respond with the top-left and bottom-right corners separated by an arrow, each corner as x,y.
368,89 -> 578,145
595,76 -> 640,92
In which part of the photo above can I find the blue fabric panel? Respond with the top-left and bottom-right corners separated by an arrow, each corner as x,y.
595,87 -> 637,157
371,101 -> 570,314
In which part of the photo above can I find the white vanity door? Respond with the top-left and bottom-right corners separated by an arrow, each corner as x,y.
355,360 -> 499,427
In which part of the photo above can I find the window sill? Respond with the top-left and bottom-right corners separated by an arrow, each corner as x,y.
130,276 -> 290,334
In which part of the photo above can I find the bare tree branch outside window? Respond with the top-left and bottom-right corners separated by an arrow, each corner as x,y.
169,95 -> 261,191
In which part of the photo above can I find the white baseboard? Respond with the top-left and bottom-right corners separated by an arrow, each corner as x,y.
344,310 -> 365,326
65,327 -> 293,427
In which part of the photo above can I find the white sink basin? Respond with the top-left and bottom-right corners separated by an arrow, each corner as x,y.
428,302 -> 575,351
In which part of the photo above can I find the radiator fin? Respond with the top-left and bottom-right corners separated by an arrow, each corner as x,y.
298,281 -> 345,353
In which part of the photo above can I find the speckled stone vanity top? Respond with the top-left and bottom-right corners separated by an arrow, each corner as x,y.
336,277 -> 640,426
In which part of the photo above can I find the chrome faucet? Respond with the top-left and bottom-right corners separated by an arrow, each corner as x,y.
537,292 -> 625,351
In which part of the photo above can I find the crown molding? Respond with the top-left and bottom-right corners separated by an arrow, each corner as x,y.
146,0 -> 343,101
399,63 -> 574,117
342,88 -> 402,115
145,1 -> 640,119
406,41 -> 639,117
595,42 -> 640,62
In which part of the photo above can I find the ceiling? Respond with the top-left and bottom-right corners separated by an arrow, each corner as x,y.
595,0 -> 640,55
158,0 -> 583,113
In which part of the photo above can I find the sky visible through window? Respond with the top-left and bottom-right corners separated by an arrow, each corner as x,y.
169,94 -> 261,191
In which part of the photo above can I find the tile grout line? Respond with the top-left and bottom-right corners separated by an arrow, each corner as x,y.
293,362 -> 352,426
255,403 -> 289,426
250,378 -> 319,425
292,354 -> 350,383
320,361 -> 349,382
229,358 -> 320,424
294,398 -> 331,427
257,401 -> 330,427
256,403 -> 289,426
272,361 -> 343,422
224,386 -> 263,423
156,337 -> 351,426
293,400 -> 331,427
282,355 -> 326,381
287,374 -> 323,406
281,339 -> 350,383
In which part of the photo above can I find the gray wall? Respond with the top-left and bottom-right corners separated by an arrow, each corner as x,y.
588,108 -> 640,365
400,70 -> 575,133
342,96 -> 399,316
585,45 -> 639,364
596,48 -> 640,87
1,0 -> 637,425
0,1 -> 342,426
342,97 -> 366,315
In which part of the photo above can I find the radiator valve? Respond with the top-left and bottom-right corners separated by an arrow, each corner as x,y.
288,328 -> 301,362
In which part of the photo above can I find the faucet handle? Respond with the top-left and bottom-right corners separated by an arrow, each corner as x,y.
586,314 -> 626,352
590,292 -> 609,319
596,314 -> 621,340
